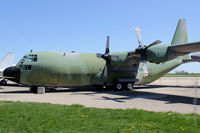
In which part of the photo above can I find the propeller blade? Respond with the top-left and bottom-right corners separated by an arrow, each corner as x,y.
135,26 -> 142,47
96,53 -> 103,58
147,40 -> 162,48
105,36 -> 110,55
141,54 -> 148,76
104,65 -> 107,77
96,36 -> 119,78
110,55 -> 119,61
142,60 -> 148,76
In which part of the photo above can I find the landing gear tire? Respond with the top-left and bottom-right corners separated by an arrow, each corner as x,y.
0,80 -> 7,85
127,83 -> 133,90
116,83 -> 123,91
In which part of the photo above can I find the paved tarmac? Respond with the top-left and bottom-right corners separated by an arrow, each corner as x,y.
0,77 -> 200,114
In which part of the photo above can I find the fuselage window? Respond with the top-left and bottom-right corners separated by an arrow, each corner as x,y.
29,54 -> 38,62
33,55 -> 37,62
24,65 -> 32,70
22,55 -> 38,62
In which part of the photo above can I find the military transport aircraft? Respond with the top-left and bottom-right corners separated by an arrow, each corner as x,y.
3,18 -> 200,93
0,52 -> 14,85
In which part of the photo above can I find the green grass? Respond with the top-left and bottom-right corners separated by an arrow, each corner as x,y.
0,101 -> 199,133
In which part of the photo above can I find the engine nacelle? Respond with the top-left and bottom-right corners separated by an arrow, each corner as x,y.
146,45 -> 169,64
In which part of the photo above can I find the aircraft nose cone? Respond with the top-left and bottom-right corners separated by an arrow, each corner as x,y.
3,66 -> 20,83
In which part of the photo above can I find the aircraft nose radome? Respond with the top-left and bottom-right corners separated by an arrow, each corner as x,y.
3,66 -> 20,83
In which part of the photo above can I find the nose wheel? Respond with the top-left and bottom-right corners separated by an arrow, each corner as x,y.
0,79 -> 7,85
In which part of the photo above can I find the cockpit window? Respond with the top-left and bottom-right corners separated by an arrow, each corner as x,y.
22,54 -> 38,62
24,65 -> 32,70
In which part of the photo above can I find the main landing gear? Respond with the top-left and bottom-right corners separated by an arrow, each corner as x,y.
115,82 -> 134,91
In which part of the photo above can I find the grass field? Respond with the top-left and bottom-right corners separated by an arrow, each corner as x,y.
164,74 -> 200,77
0,101 -> 199,133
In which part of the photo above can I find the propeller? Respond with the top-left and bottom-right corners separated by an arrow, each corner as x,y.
135,27 -> 142,47
134,27 -> 161,76
97,36 -> 119,77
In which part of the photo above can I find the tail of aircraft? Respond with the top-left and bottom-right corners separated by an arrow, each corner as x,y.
171,18 -> 189,60
171,18 -> 188,45
0,52 -> 14,71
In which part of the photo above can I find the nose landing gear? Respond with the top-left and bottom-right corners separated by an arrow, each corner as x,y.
0,79 -> 7,85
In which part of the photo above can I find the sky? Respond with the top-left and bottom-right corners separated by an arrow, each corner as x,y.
0,0 -> 200,73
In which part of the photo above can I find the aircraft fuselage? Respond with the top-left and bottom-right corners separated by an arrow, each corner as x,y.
10,51 -> 182,87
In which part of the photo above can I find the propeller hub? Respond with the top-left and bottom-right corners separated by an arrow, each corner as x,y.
135,46 -> 146,54
101,55 -> 111,62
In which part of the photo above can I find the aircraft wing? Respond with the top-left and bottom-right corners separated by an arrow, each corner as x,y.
168,41 -> 200,54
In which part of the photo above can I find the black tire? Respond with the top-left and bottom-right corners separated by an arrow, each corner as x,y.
0,80 -> 7,85
126,83 -> 133,90
30,86 -> 38,93
115,82 -> 123,91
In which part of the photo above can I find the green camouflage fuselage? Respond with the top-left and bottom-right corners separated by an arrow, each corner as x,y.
16,51 -> 182,87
